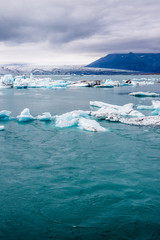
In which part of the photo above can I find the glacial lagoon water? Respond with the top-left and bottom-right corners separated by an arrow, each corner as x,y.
0,75 -> 160,239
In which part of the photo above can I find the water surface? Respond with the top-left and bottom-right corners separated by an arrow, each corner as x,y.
0,75 -> 160,240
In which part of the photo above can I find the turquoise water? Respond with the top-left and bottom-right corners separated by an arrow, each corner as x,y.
0,75 -> 160,240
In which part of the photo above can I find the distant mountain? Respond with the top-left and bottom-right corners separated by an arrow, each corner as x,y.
86,53 -> 160,73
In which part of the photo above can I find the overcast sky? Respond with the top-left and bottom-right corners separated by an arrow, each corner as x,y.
0,0 -> 160,65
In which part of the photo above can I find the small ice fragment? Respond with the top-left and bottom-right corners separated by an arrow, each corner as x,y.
17,108 -> 35,122
0,125 -> 4,131
129,92 -> 160,97
0,110 -> 11,119
78,118 -> 106,132
37,112 -> 52,121
1,75 -> 13,88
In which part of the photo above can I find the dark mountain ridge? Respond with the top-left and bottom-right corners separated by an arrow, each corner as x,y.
86,52 -> 160,73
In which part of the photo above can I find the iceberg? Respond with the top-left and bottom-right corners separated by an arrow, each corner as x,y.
37,112 -> 52,121
0,125 -> 4,131
0,110 -> 12,120
90,101 -> 144,119
13,76 -> 28,89
1,75 -> 13,88
78,118 -> 106,132
70,81 -> 90,87
94,79 -> 120,88
55,110 -> 90,128
119,115 -> 160,126
129,92 -> 160,97
17,108 -> 35,122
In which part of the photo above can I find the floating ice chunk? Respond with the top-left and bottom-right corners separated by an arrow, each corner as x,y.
37,112 -> 52,121
0,125 -> 4,131
94,79 -> 120,88
90,102 -> 144,119
129,92 -> 160,97
1,75 -> 13,87
78,118 -> 106,132
26,77 -> 71,89
49,80 -> 71,88
70,81 -> 89,87
13,76 -> 28,89
120,116 -> 160,126
55,110 -> 89,128
17,108 -> 35,122
0,110 -> 11,120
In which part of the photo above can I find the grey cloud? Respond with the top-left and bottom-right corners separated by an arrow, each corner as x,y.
0,0 -> 160,63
